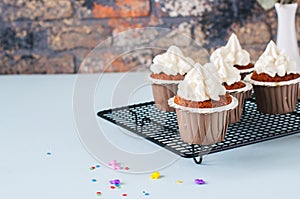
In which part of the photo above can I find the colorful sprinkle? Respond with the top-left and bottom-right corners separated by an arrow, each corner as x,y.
124,167 -> 129,170
150,171 -> 160,179
46,152 -> 51,155
116,184 -> 121,188
96,191 -> 102,196
96,165 -> 101,168
194,179 -> 206,185
110,179 -> 120,185
143,191 -> 150,196
110,185 -> 115,189
122,193 -> 127,197
90,166 -> 96,170
92,179 -> 97,182
108,160 -> 121,170
114,179 -> 120,185
177,180 -> 183,184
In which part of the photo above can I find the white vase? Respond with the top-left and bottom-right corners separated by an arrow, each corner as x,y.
275,3 -> 300,67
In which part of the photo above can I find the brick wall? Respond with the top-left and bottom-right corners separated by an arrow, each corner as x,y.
0,0 -> 299,74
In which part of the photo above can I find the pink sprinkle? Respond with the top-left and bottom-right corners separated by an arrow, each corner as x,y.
108,160 -> 122,170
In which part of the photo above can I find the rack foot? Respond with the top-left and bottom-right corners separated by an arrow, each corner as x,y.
193,156 -> 203,164
191,144 -> 203,164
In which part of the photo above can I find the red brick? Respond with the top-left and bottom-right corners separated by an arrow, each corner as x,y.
93,0 -> 150,18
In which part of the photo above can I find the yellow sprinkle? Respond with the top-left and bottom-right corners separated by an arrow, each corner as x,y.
150,171 -> 160,179
177,180 -> 183,184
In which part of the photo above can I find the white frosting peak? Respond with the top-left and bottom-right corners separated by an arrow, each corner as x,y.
177,63 -> 226,102
254,40 -> 300,77
210,33 -> 251,66
150,46 -> 194,75
210,53 -> 241,85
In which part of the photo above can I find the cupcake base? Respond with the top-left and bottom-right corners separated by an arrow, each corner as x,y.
244,89 -> 253,99
176,109 -> 229,145
298,83 -> 300,100
253,83 -> 298,114
228,92 -> 245,123
152,83 -> 178,112
226,81 -> 253,123
169,96 -> 238,145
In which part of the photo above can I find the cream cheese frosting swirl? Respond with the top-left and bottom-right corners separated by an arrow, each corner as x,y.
210,53 -> 241,85
150,46 -> 194,75
254,40 -> 300,77
210,33 -> 251,66
210,33 -> 247,85
177,63 -> 226,102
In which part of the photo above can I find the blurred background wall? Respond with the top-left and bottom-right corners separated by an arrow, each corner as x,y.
0,0 -> 299,74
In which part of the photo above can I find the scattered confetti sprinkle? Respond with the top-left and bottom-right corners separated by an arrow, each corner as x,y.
116,184 -> 121,188
150,171 -> 160,179
110,185 -> 116,189
90,166 -> 96,170
108,160 -> 122,170
92,179 -> 97,182
110,179 -> 120,185
96,165 -> 101,168
124,167 -> 129,170
46,152 -> 51,155
122,193 -> 127,197
194,179 -> 206,185
143,191 -> 150,196
96,191 -> 102,196
177,180 -> 183,184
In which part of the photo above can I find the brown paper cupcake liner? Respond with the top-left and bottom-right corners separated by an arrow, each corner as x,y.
226,81 -> 252,123
175,109 -> 229,145
298,83 -> 300,100
227,91 -> 246,123
152,83 -> 178,112
244,89 -> 253,99
169,96 -> 238,145
253,83 -> 298,114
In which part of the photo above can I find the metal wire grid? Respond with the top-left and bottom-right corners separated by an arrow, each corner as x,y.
97,100 -> 300,159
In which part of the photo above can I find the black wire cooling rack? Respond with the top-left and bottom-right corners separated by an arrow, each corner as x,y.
97,99 -> 300,164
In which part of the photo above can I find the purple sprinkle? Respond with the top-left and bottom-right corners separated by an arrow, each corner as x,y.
194,179 -> 205,185
114,179 -> 120,185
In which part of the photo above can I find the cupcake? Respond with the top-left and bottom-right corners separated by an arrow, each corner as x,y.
210,47 -> 252,123
210,33 -> 254,80
246,41 -> 300,114
169,63 -> 238,145
149,46 -> 194,112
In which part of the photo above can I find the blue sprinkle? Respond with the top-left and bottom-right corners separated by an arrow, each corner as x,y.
92,179 -> 97,182
46,152 -> 51,155
96,165 -> 101,168
143,191 -> 150,196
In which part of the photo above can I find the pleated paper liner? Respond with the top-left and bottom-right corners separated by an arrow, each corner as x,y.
245,75 -> 300,114
168,96 -> 238,145
148,74 -> 182,112
226,81 -> 253,123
